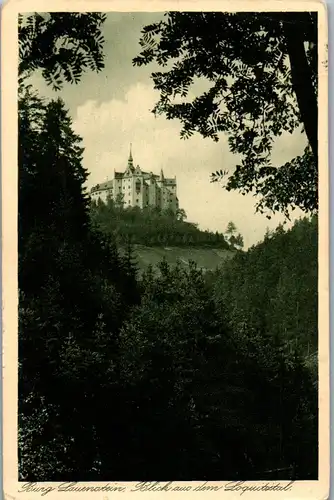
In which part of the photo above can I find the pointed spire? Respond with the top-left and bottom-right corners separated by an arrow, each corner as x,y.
128,143 -> 133,167
126,143 -> 134,173
160,168 -> 165,181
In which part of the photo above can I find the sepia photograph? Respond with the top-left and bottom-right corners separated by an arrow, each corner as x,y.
2,2 -> 329,490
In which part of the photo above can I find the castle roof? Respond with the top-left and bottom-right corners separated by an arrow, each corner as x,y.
91,148 -> 177,193
142,171 -> 159,179
91,180 -> 114,192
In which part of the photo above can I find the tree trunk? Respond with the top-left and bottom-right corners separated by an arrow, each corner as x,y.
284,17 -> 318,162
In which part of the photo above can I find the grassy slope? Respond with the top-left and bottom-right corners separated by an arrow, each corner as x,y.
131,245 -> 235,272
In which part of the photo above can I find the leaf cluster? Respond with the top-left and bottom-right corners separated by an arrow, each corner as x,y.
19,12 -> 106,89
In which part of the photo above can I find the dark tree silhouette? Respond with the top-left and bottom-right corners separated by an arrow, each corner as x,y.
19,12 -> 106,89
133,12 -> 318,215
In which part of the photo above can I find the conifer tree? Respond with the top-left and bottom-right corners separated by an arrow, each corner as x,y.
18,87 -> 138,480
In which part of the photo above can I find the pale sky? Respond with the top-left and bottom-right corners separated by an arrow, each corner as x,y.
30,12 -> 308,248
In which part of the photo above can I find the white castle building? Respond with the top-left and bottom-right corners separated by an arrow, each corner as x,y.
90,146 -> 179,212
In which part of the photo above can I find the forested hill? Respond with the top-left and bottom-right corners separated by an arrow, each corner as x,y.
90,198 -> 236,249
91,194 -> 318,360
209,215 -> 318,360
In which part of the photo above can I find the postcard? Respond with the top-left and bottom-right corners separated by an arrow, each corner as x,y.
1,1 -> 329,499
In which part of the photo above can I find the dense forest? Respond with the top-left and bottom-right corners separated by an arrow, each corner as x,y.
18,12 -> 318,482
208,217 -> 318,360
91,197 -> 234,248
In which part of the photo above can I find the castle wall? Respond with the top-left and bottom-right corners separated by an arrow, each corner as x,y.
122,175 -> 132,207
148,180 -> 157,207
132,175 -> 145,209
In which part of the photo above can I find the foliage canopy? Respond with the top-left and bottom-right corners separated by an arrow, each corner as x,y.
134,12 -> 318,215
19,12 -> 106,89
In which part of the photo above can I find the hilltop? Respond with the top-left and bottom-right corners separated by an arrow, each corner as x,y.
90,199 -> 243,254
